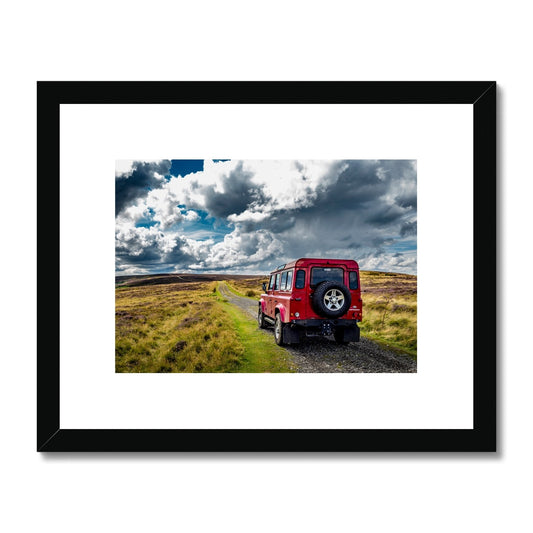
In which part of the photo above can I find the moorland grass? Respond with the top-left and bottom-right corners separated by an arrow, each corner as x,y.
116,280 -> 294,373
358,271 -> 417,358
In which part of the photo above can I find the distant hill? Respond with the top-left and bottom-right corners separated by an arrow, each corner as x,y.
115,273 -> 264,288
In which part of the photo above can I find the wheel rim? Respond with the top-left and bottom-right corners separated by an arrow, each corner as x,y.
324,288 -> 345,310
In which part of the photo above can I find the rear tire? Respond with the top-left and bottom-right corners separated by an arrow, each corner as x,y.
258,306 -> 267,329
274,314 -> 284,346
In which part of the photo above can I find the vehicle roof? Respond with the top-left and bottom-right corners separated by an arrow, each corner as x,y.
270,258 -> 359,273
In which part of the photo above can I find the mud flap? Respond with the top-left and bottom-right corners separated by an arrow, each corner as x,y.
343,324 -> 360,342
283,324 -> 301,345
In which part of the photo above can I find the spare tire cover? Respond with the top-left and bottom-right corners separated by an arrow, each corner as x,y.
311,280 -> 351,318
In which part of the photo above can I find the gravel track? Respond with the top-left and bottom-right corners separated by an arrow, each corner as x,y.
218,283 -> 416,373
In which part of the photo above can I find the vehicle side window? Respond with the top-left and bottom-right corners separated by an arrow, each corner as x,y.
274,273 -> 280,290
280,271 -> 287,290
268,274 -> 275,290
349,271 -> 359,290
286,270 -> 293,290
295,269 -> 305,289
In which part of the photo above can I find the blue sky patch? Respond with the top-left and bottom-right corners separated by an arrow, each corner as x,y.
170,159 -> 204,177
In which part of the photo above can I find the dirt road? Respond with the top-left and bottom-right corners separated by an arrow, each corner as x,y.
218,282 -> 416,373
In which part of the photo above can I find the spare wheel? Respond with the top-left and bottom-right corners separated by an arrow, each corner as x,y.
312,280 -> 351,318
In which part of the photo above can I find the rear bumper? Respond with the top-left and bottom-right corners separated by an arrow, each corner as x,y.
286,318 -> 360,342
289,318 -> 359,327
283,318 -> 361,344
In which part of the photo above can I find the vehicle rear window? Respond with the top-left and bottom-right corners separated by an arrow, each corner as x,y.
295,269 -> 305,289
268,274 -> 275,290
311,267 -> 344,287
349,271 -> 359,290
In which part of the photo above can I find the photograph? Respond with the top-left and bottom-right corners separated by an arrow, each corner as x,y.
115,159 -> 417,373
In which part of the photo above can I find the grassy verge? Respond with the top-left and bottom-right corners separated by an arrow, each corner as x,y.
215,287 -> 295,372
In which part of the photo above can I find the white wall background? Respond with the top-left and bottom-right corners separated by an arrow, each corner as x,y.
0,2 -> 527,532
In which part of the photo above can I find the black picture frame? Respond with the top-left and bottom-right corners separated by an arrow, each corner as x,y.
37,81 -> 496,452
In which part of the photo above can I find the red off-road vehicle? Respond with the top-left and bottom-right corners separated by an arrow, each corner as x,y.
258,258 -> 363,346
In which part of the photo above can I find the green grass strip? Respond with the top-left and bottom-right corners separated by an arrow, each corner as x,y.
216,288 -> 296,373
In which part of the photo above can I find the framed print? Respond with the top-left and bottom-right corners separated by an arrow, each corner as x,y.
37,81 -> 496,452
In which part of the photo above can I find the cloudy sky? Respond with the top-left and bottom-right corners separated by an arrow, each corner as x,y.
115,159 -> 417,276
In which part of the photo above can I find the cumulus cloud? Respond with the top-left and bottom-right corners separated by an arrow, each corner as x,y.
115,160 -> 135,177
115,221 -> 202,273
189,228 -> 284,270
115,159 -> 417,275
115,160 -> 171,215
